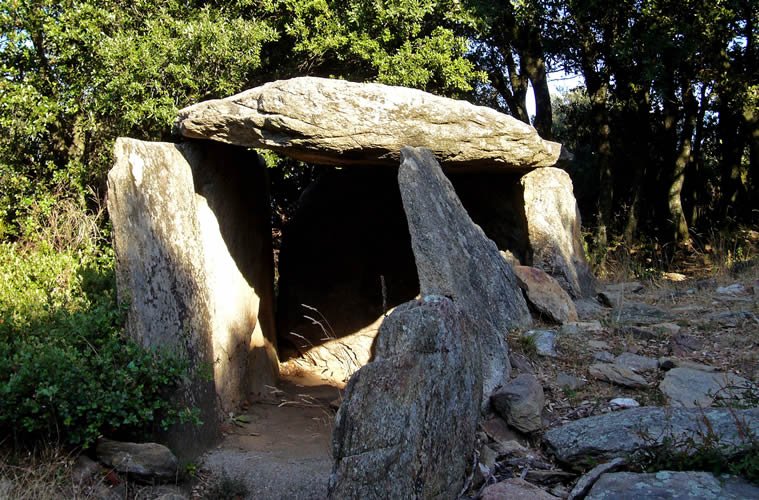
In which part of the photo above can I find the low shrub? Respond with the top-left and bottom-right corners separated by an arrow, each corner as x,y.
0,242 -> 197,448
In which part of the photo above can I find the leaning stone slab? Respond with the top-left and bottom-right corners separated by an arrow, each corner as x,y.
513,265 -> 578,323
398,147 -> 532,409
543,407 -> 759,466
328,296 -> 481,499
521,167 -> 595,298
108,138 -> 279,458
95,439 -> 178,481
659,367 -> 754,408
176,77 -> 563,170
586,471 -> 759,500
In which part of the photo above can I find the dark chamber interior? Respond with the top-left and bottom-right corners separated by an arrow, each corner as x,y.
273,166 -> 530,357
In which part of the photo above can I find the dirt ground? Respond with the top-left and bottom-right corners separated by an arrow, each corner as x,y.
193,256 -> 758,499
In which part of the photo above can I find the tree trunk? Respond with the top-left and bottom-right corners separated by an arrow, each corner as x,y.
668,82 -> 697,245
521,28 -> 553,139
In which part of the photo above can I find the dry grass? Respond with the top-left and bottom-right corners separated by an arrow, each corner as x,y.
0,446 -> 93,500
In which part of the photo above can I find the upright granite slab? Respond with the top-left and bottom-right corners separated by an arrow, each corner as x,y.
398,147 -> 532,409
328,296 -> 481,499
521,167 -> 595,298
108,139 -> 278,458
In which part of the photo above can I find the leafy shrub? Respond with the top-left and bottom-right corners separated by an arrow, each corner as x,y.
0,242 -> 196,448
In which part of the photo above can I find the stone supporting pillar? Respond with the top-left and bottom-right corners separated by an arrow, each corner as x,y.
107,138 -> 278,458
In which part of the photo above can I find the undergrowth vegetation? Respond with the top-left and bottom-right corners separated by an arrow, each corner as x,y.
0,205 -> 196,449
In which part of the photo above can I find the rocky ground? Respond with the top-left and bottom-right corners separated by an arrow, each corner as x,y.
39,260 -> 758,499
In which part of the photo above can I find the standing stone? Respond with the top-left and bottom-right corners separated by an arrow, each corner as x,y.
328,296 -> 481,499
176,77 -> 563,170
108,139 -> 278,458
521,167 -> 595,298
398,147 -> 532,409
491,374 -> 545,433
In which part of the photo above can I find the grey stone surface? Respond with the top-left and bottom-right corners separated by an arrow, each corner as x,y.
592,351 -> 616,363
658,358 -> 717,372
567,457 -> 626,500
95,439 -> 179,481
176,77 -> 563,170
574,298 -> 605,320
589,363 -> 649,388
659,367 -> 754,408
521,167 -> 595,298
587,471 -> 759,499
481,478 -> 559,500
523,330 -> 558,357
614,352 -> 659,373
609,398 -> 640,409
612,302 -> 675,325
108,138 -> 277,457
513,265 -> 579,324
398,147 -> 531,409
543,407 -> 759,465
328,296 -> 480,499
491,374 -> 545,433
556,372 -> 585,391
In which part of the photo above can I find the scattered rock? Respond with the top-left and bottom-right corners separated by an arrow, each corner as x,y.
328,296 -> 480,499
587,340 -> 610,350
510,352 -> 536,375
567,457 -> 626,500
670,332 -> 704,356
573,299 -> 605,320
609,398 -> 640,409
521,167 -> 596,299
95,439 -> 179,481
398,147 -> 532,410
561,321 -> 604,335
586,471 -> 759,499
604,282 -> 645,294
659,367 -> 754,407
614,325 -> 661,341
176,77 -> 562,170
706,310 -> 758,327
525,469 -> 577,486
588,363 -> 649,388
523,330 -> 558,358
612,302 -> 674,325
500,250 -> 520,267
556,372 -> 585,391
652,322 -> 681,335
716,283 -> 746,295
543,407 -> 759,465
481,478 -> 559,500
71,455 -> 102,484
592,352 -> 615,363
658,357 -> 717,372
480,417 -> 529,452
513,265 -> 579,324
473,444 -> 499,487
491,374 -> 545,433
614,352 -> 659,373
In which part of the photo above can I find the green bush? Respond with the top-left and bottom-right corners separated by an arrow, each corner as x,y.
0,242 -> 196,448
